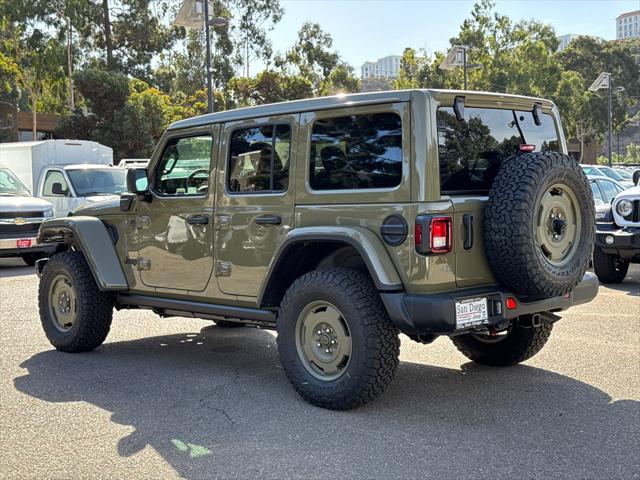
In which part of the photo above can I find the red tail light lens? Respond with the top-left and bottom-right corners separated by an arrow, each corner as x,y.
506,297 -> 517,310
430,217 -> 452,253
519,144 -> 535,152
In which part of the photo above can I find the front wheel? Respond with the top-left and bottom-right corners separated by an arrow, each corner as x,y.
276,269 -> 400,410
38,251 -> 114,352
451,323 -> 553,366
593,247 -> 629,284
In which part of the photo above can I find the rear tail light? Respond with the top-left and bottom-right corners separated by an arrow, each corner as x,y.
415,215 -> 452,254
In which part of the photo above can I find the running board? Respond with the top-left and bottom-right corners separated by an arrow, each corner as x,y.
116,294 -> 277,326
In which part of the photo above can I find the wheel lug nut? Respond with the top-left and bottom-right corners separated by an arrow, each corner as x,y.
325,349 -> 330,353
316,342 -> 321,347
317,330 -> 322,335
330,340 -> 336,345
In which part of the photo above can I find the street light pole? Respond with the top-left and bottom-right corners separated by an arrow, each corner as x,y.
607,77 -> 612,167
203,0 -> 213,113
462,47 -> 467,90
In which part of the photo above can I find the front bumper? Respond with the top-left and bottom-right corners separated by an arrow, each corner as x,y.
380,273 -> 599,336
0,236 -> 56,257
595,225 -> 640,261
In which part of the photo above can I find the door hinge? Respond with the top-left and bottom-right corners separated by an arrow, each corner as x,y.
137,257 -> 152,270
135,215 -> 151,229
215,260 -> 231,277
215,214 -> 231,229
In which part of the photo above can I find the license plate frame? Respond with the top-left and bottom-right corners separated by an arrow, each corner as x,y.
455,296 -> 489,329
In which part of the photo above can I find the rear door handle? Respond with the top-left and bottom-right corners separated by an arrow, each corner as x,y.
186,214 -> 209,225
254,214 -> 282,226
463,213 -> 473,249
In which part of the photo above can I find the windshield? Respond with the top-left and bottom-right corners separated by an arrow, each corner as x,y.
613,169 -> 632,180
599,167 -> 624,182
0,167 -> 30,196
66,168 -> 127,197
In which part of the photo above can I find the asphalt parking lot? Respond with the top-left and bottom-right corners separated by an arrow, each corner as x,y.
1,259 -> 638,479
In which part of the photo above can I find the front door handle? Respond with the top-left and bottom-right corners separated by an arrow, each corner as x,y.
254,214 -> 282,226
186,214 -> 209,225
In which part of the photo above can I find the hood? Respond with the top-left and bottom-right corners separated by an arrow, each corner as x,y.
83,194 -> 119,203
73,196 -> 122,216
0,195 -> 54,213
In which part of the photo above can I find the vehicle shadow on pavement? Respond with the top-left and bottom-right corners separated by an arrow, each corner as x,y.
0,264 -> 34,278
14,326 -> 639,480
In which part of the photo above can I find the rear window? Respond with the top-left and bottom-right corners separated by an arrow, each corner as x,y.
437,107 -> 560,194
309,112 -> 402,191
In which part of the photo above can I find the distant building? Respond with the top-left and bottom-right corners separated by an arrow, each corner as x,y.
361,55 -> 402,79
557,34 -> 581,52
616,10 -> 640,39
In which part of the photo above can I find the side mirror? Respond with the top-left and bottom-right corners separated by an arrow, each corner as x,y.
633,170 -> 640,186
454,96 -> 465,122
126,168 -> 149,194
51,182 -> 68,196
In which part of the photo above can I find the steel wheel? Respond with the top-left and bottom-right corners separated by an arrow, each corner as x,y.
48,273 -> 78,332
535,183 -> 581,266
295,300 -> 352,381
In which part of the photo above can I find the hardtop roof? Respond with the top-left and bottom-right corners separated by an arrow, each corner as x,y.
168,89 -> 555,131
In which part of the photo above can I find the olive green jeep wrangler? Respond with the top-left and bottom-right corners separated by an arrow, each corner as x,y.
36,89 -> 598,410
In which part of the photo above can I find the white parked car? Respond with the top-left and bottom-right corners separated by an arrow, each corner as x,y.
593,178 -> 640,283
0,164 -> 55,265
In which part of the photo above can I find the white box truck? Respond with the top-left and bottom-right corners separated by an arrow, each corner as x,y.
0,140 -> 127,216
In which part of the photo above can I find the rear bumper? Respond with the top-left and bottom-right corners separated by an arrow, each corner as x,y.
0,236 -> 56,257
380,273 -> 599,336
595,226 -> 640,262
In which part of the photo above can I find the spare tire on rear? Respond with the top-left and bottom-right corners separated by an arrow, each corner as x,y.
485,152 -> 594,301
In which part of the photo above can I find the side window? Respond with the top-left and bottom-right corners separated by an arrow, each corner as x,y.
42,170 -> 70,197
598,180 -> 618,203
590,181 -> 604,205
155,135 -> 212,196
309,112 -> 402,190
228,124 -> 290,193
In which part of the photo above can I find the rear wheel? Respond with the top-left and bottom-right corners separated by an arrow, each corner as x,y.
593,247 -> 629,284
38,251 -> 113,352
277,268 -> 400,410
451,323 -> 553,366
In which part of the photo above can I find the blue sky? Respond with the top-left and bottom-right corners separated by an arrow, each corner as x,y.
265,0 -> 640,69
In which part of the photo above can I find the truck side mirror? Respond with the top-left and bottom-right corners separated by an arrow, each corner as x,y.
127,168 -> 149,194
51,182 -> 68,196
633,170 -> 640,186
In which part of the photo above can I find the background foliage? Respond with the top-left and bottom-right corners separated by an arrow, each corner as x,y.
0,0 -> 638,161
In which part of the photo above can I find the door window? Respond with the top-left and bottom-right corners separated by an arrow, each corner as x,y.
309,112 -> 402,190
42,170 -> 70,197
228,124 -> 291,193
590,181 -> 604,205
155,135 -> 213,196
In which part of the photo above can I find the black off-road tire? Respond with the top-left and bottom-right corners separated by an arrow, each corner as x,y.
485,152 -> 594,300
214,320 -> 245,328
451,323 -> 553,366
276,268 -> 400,410
593,247 -> 629,284
38,251 -> 113,352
